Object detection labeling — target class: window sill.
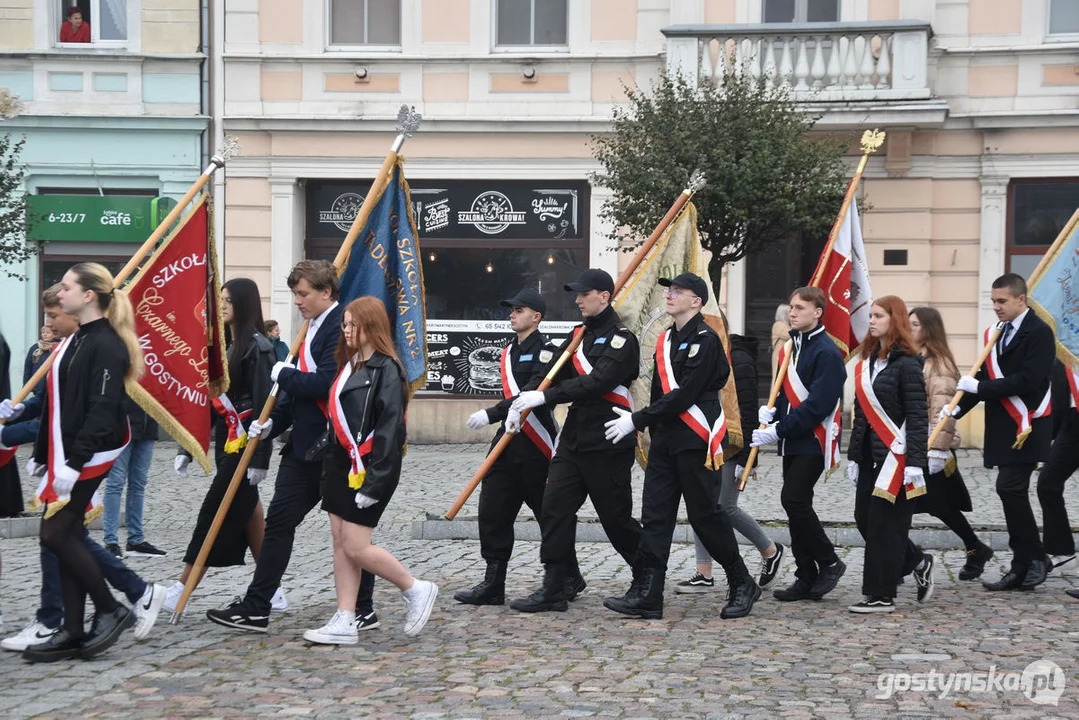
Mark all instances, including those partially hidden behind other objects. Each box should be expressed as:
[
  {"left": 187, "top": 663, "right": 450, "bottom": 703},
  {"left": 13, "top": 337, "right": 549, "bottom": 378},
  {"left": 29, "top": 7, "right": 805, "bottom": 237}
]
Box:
[{"left": 0, "top": 48, "right": 205, "bottom": 60}]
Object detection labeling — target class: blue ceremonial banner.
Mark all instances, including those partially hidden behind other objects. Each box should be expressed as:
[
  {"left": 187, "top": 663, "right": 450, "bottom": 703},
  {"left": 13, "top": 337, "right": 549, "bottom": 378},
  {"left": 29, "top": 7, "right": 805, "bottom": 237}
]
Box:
[
  {"left": 339, "top": 160, "right": 428, "bottom": 393},
  {"left": 1029, "top": 207, "right": 1079, "bottom": 368}
]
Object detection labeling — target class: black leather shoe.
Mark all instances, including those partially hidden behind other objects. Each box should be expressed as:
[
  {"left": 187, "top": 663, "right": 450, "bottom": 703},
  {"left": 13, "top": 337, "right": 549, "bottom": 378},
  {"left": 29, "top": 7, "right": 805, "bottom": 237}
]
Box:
[
  {"left": 1020, "top": 557, "right": 1049, "bottom": 590},
  {"left": 809, "top": 560, "right": 846, "bottom": 599},
  {"left": 79, "top": 606, "right": 136, "bottom": 659},
  {"left": 604, "top": 568, "right": 664, "bottom": 619},
  {"left": 983, "top": 570, "right": 1025, "bottom": 591},
  {"left": 958, "top": 543, "right": 993, "bottom": 581},
  {"left": 1066, "top": 588, "right": 1079, "bottom": 600},
  {"left": 565, "top": 570, "right": 587, "bottom": 601},
  {"left": 509, "top": 565, "right": 568, "bottom": 613},
  {"left": 453, "top": 560, "right": 507, "bottom": 606},
  {"left": 22, "top": 628, "right": 85, "bottom": 663},
  {"left": 773, "top": 578, "right": 818, "bottom": 602},
  {"left": 721, "top": 580, "right": 762, "bottom": 619}
]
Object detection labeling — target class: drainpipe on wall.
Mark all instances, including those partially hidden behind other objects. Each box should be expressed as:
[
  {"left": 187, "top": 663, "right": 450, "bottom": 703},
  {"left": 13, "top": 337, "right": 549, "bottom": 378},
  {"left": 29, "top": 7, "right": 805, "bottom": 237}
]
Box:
[
  {"left": 210, "top": 0, "right": 226, "bottom": 267},
  {"left": 199, "top": 0, "right": 210, "bottom": 182}
]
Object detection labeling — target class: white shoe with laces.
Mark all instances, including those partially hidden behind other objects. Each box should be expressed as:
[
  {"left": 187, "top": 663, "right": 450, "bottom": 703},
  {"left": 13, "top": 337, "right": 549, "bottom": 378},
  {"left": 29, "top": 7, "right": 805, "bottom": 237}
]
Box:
[
  {"left": 163, "top": 581, "right": 187, "bottom": 615},
  {"left": 303, "top": 610, "right": 358, "bottom": 645},
  {"left": 271, "top": 587, "right": 288, "bottom": 613},
  {"left": 402, "top": 579, "right": 438, "bottom": 637},
  {"left": 1, "top": 619, "right": 58, "bottom": 652},
  {"left": 133, "top": 583, "right": 167, "bottom": 640}
]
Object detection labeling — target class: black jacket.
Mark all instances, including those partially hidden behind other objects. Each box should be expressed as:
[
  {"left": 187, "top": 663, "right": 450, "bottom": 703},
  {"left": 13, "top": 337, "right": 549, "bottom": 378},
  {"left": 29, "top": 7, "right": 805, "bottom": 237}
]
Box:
[
  {"left": 774, "top": 324, "right": 846, "bottom": 457},
  {"left": 1051, "top": 360, "right": 1078, "bottom": 439},
  {"left": 633, "top": 312, "right": 728, "bottom": 454},
  {"left": 848, "top": 348, "right": 928, "bottom": 471},
  {"left": 526, "top": 305, "right": 639, "bottom": 453},
  {"left": 125, "top": 398, "right": 159, "bottom": 441},
  {"left": 34, "top": 319, "right": 130, "bottom": 473},
  {"left": 484, "top": 329, "right": 558, "bottom": 462},
  {"left": 327, "top": 352, "right": 407, "bottom": 502},
  {"left": 730, "top": 334, "right": 759, "bottom": 468},
  {"left": 957, "top": 310, "right": 1055, "bottom": 467},
  {"left": 271, "top": 304, "right": 342, "bottom": 460}
]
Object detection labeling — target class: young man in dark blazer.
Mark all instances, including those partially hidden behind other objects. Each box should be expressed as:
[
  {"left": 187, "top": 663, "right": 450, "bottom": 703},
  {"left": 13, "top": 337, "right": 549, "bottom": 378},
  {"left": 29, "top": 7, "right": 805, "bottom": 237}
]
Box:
[
  {"left": 1040, "top": 360, "right": 1077, "bottom": 574},
  {"left": 948, "top": 273, "right": 1055, "bottom": 591}
]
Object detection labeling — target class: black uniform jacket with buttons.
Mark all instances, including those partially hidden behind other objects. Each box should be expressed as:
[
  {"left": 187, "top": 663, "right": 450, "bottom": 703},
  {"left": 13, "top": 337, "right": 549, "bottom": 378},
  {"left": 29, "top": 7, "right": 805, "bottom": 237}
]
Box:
[
  {"left": 483, "top": 329, "right": 559, "bottom": 460},
  {"left": 632, "top": 312, "right": 729, "bottom": 455},
  {"left": 524, "top": 305, "right": 640, "bottom": 453}
]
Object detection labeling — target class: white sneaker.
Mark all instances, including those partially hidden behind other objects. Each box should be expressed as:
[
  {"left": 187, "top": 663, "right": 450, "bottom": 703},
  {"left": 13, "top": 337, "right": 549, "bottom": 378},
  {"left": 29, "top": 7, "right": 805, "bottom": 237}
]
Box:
[
  {"left": 2, "top": 619, "right": 59, "bottom": 651},
  {"left": 163, "top": 581, "right": 186, "bottom": 615},
  {"left": 402, "top": 580, "right": 438, "bottom": 637},
  {"left": 133, "top": 583, "right": 167, "bottom": 640},
  {"left": 271, "top": 587, "right": 288, "bottom": 613},
  {"left": 302, "top": 610, "right": 358, "bottom": 645}
]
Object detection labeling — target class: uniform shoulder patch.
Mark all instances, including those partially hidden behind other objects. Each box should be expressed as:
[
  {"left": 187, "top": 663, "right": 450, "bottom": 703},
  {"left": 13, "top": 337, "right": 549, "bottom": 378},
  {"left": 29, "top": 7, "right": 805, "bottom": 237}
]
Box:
[
  {"left": 698, "top": 328, "right": 709, "bottom": 335},
  {"left": 688, "top": 344, "right": 701, "bottom": 358},
  {"left": 539, "top": 349, "right": 554, "bottom": 363},
  {"left": 610, "top": 334, "right": 627, "bottom": 349}
]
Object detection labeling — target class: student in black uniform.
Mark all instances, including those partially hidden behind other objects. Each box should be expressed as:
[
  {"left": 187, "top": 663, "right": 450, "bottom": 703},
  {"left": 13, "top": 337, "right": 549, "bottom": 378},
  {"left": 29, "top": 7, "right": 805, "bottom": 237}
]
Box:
[
  {"left": 24, "top": 262, "right": 144, "bottom": 662},
  {"left": 509, "top": 269, "right": 641, "bottom": 613},
  {"left": 1039, "top": 359, "right": 1078, "bottom": 574},
  {"left": 602, "top": 273, "right": 761, "bottom": 620}
]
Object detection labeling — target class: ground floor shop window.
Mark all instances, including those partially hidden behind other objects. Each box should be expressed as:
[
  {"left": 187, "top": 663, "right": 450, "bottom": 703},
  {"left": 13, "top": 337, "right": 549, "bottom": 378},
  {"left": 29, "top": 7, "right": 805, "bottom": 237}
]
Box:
[{"left": 1007, "top": 178, "right": 1079, "bottom": 279}]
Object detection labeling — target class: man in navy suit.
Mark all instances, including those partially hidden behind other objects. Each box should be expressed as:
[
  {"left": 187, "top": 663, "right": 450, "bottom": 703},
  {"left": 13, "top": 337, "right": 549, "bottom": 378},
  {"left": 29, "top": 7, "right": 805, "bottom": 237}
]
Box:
[{"left": 207, "top": 260, "right": 379, "bottom": 632}]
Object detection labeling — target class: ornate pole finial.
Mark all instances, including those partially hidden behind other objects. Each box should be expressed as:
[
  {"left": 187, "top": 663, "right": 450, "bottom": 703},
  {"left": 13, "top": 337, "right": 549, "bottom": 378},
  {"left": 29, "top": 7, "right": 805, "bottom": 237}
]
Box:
[
  {"left": 860, "top": 129, "right": 886, "bottom": 155},
  {"left": 686, "top": 169, "right": 707, "bottom": 195},
  {"left": 0, "top": 89, "right": 23, "bottom": 119},
  {"left": 396, "top": 105, "right": 423, "bottom": 138},
  {"left": 210, "top": 136, "right": 242, "bottom": 168}
]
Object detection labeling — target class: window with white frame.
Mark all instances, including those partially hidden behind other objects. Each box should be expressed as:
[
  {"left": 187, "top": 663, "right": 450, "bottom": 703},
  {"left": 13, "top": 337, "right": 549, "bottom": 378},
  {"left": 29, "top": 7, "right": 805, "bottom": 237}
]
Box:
[
  {"left": 762, "top": 0, "right": 839, "bottom": 23},
  {"left": 56, "top": 0, "right": 127, "bottom": 45},
  {"left": 1048, "top": 0, "right": 1079, "bottom": 36},
  {"left": 328, "top": 0, "right": 401, "bottom": 47},
  {"left": 496, "top": 0, "right": 568, "bottom": 47}
]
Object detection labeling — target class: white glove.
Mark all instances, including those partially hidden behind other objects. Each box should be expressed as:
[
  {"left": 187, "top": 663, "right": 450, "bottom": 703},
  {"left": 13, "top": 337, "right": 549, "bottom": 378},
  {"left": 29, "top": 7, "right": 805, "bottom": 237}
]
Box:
[
  {"left": 247, "top": 468, "right": 267, "bottom": 486},
  {"left": 750, "top": 424, "right": 779, "bottom": 448},
  {"left": 270, "top": 361, "right": 292, "bottom": 383},
  {"left": 466, "top": 410, "right": 488, "bottom": 430},
  {"left": 603, "top": 407, "right": 636, "bottom": 443},
  {"left": 26, "top": 458, "right": 46, "bottom": 477},
  {"left": 248, "top": 417, "right": 273, "bottom": 440},
  {"left": 758, "top": 405, "right": 776, "bottom": 426},
  {"left": 174, "top": 455, "right": 191, "bottom": 477},
  {"left": 53, "top": 464, "right": 79, "bottom": 497},
  {"left": 505, "top": 407, "right": 521, "bottom": 434},
  {"left": 938, "top": 405, "right": 959, "bottom": 421},
  {"left": 956, "top": 376, "right": 978, "bottom": 395},
  {"left": 904, "top": 466, "right": 924, "bottom": 487},
  {"left": 511, "top": 390, "right": 546, "bottom": 412},
  {"left": 847, "top": 461, "right": 859, "bottom": 487},
  {"left": 355, "top": 492, "right": 377, "bottom": 509},
  {"left": 735, "top": 464, "right": 744, "bottom": 479},
  {"left": 927, "top": 451, "right": 947, "bottom": 475},
  {"left": 0, "top": 399, "right": 25, "bottom": 421}
]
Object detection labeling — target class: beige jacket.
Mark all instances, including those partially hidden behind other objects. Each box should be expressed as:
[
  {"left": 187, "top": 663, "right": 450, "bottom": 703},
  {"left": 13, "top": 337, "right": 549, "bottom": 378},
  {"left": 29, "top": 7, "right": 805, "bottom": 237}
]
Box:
[
  {"left": 924, "top": 355, "right": 961, "bottom": 451},
  {"left": 770, "top": 321, "right": 790, "bottom": 381}
]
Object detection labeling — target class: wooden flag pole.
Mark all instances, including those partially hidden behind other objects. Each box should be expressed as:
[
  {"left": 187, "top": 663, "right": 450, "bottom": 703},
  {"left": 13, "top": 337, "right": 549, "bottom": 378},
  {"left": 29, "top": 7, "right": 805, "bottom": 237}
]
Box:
[
  {"left": 441, "top": 172, "right": 708, "bottom": 521},
  {"left": 927, "top": 323, "right": 1005, "bottom": 449},
  {"left": 738, "top": 347, "right": 792, "bottom": 491},
  {"left": 171, "top": 106, "right": 423, "bottom": 622}
]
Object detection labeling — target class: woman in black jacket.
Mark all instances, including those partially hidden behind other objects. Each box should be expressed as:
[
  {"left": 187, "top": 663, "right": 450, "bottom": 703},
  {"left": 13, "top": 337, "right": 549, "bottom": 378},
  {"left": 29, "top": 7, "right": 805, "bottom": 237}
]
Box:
[
  {"left": 167, "top": 278, "right": 275, "bottom": 613},
  {"left": 25, "top": 262, "right": 144, "bottom": 662},
  {"left": 302, "top": 297, "right": 438, "bottom": 646},
  {"left": 847, "top": 295, "right": 931, "bottom": 614}
]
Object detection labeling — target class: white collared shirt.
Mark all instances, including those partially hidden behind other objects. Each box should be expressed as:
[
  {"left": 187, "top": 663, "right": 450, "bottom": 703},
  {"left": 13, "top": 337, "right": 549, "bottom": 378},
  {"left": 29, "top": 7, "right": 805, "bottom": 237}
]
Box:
[
  {"left": 307, "top": 300, "right": 339, "bottom": 341},
  {"left": 1002, "top": 308, "right": 1029, "bottom": 348}
]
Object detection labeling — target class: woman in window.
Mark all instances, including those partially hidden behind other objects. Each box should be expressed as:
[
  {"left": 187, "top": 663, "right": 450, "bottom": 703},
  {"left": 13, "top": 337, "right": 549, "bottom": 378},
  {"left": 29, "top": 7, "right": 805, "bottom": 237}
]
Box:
[
  {"left": 60, "top": 7, "right": 91, "bottom": 43},
  {"left": 303, "top": 297, "right": 437, "bottom": 645}
]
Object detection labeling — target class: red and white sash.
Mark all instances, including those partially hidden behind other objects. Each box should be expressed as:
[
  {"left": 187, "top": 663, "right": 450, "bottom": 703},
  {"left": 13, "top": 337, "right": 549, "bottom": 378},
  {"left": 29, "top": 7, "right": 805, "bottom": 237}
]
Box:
[
  {"left": 212, "top": 394, "right": 252, "bottom": 454},
  {"left": 1066, "top": 367, "right": 1079, "bottom": 410},
  {"left": 656, "top": 329, "right": 726, "bottom": 469},
  {"left": 854, "top": 358, "right": 925, "bottom": 503},
  {"left": 984, "top": 326, "right": 1051, "bottom": 449},
  {"left": 328, "top": 360, "right": 376, "bottom": 491},
  {"left": 570, "top": 327, "right": 633, "bottom": 410},
  {"left": 778, "top": 341, "right": 841, "bottom": 471},
  {"left": 36, "top": 335, "right": 131, "bottom": 508},
  {"left": 501, "top": 345, "right": 555, "bottom": 460},
  {"left": 299, "top": 323, "right": 330, "bottom": 419}
]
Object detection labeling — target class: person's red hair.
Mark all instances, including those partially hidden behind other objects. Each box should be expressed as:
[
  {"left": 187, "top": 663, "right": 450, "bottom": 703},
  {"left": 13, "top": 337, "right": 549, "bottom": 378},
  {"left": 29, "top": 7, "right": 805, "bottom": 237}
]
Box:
[
  {"left": 858, "top": 295, "right": 917, "bottom": 359},
  {"left": 335, "top": 296, "right": 402, "bottom": 370}
]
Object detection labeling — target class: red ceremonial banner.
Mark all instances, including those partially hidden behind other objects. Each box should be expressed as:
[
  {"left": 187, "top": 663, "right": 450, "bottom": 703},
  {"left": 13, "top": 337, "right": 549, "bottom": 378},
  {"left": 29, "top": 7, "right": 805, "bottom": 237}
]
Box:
[{"left": 124, "top": 197, "right": 228, "bottom": 472}]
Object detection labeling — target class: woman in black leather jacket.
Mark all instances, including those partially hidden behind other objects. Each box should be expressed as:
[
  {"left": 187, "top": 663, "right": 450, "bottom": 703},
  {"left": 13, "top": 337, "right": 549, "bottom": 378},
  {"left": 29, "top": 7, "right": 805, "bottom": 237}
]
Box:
[
  {"left": 302, "top": 297, "right": 438, "bottom": 646},
  {"left": 847, "top": 295, "right": 931, "bottom": 614},
  {"left": 167, "top": 278, "right": 275, "bottom": 613}
]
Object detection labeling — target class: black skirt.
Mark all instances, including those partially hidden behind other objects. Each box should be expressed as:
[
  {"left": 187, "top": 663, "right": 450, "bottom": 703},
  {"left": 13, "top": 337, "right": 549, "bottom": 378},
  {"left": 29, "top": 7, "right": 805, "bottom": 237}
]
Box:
[
  {"left": 913, "top": 457, "right": 973, "bottom": 515},
  {"left": 0, "top": 460, "right": 23, "bottom": 518},
  {"left": 183, "top": 452, "right": 261, "bottom": 567},
  {"left": 320, "top": 443, "right": 398, "bottom": 527}
]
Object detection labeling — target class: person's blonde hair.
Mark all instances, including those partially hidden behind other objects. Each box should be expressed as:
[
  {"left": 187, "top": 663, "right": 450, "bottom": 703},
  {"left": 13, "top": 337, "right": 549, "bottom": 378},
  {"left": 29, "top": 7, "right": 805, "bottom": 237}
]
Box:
[{"left": 68, "top": 262, "right": 144, "bottom": 381}]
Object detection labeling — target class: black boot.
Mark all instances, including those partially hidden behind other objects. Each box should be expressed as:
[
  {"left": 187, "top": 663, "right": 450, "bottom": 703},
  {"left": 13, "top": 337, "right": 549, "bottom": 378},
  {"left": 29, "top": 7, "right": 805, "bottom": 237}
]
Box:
[
  {"left": 721, "top": 579, "right": 762, "bottom": 619},
  {"left": 603, "top": 568, "right": 664, "bottom": 619},
  {"left": 565, "top": 568, "right": 587, "bottom": 601},
  {"left": 958, "top": 543, "right": 993, "bottom": 581},
  {"left": 1020, "top": 556, "right": 1049, "bottom": 590},
  {"left": 79, "top": 606, "right": 135, "bottom": 659},
  {"left": 22, "top": 628, "right": 85, "bottom": 663},
  {"left": 509, "top": 565, "right": 568, "bottom": 613},
  {"left": 453, "top": 560, "right": 507, "bottom": 606}
]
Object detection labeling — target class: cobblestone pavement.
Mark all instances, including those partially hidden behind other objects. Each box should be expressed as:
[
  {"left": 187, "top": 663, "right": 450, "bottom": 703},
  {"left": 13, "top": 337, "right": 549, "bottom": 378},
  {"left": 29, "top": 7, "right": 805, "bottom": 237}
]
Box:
[{"left": 1, "top": 445, "right": 1077, "bottom": 719}]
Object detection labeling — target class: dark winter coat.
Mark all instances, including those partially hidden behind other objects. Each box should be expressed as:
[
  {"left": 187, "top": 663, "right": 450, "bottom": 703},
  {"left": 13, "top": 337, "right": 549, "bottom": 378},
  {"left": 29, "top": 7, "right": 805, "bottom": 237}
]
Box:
[{"left": 848, "top": 348, "right": 928, "bottom": 470}]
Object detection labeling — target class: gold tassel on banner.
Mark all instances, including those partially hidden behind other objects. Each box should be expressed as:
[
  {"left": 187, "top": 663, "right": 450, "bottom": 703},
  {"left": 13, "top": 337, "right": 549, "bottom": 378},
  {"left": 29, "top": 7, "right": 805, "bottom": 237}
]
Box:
[
  {"left": 1012, "top": 427, "right": 1032, "bottom": 451},
  {"left": 222, "top": 435, "right": 248, "bottom": 455},
  {"left": 944, "top": 453, "right": 957, "bottom": 477}
]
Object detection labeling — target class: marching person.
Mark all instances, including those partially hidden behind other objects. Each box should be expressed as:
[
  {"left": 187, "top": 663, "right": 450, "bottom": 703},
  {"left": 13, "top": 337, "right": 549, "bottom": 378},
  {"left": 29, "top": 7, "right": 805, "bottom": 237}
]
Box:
[
  {"left": 23, "top": 263, "right": 146, "bottom": 661},
  {"left": 909, "top": 306, "right": 993, "bottom": 579},
  {"left": 101, "top": 399, "right": 163, "bottom": 559},
  {"left": 303, "top": 297, "right": 438, "bottom": 644},
  {"left": 167, "top": 278, "right": 276, "bottom": 613},
  {"left": 603, "top": 273, "right": 760, "bottom": 620},
  {"left": 508, "top": 269, "right": 640, "bottom": 613},
  {"left": 946, "top": 273, "right": 1055, "bottom": 591},
  {"left": 847, "top": 296, "right": 932, "bottom": 613},
  {"left": 751, "top": 287, "right": 846, "bottom": 602},
  {"left": 207, "top": 260, "right": 379, "bottom": 632},
  {"left": 1037, "top": 359, "right": 1077, "bottom": 574},
  {"left": 456, "top": 288, "right": 570, "bottom": 606}
]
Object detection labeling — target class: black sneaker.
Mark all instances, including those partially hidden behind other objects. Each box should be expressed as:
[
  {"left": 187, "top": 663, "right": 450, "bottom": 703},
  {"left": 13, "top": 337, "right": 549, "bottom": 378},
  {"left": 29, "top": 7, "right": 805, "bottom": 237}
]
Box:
[
  {"left": 959, "top": 543, "right": 993, "bottom": 581},
  {"left": 356, "top": 611, "right": 380, "bottom": 631},
  {"left": 848, "top": 596, "right": 896, "bottom": 613},
  {"left": 773, "top": 578, "right": 817, "bottom": 602},
  {"left": 758, "top": 543, "right": 785, "bottom": 590},
  {"left": 808, "top": 559, "right": 846, "bottom": 599},
  {"left": 105, "top": 544, "right": 123, "bottom": 559},
  {"left": 205, "top": 597, "right": 269, "bottom": 633},
  {"left": 913, "top": 553, "right": 934, "bottom": 603},
  {"left": 125, "top": 541, "right": 167, "bottom": 558},
  {"left": 673, "top": 573, "right": 715, "bottom": 594}
]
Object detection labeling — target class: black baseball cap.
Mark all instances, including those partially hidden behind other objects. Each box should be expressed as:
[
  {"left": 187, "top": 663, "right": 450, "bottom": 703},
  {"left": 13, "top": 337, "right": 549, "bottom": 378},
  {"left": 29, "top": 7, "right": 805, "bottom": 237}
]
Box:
[
  {"left": 659, "top": 272, "right": 709, "bottom": 303},
  {"left": 500, "top": 288, "right": 547, "bottom": 315},
  {"left": 564, "top": 268, "right": 615, "bottom": 294}
]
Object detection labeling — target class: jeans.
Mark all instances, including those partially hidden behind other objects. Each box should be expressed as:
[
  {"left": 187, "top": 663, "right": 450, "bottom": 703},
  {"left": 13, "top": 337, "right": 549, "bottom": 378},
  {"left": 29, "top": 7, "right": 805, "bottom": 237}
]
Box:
[{"left": 102, "top": 439, "right": 156, "bottom": 546}]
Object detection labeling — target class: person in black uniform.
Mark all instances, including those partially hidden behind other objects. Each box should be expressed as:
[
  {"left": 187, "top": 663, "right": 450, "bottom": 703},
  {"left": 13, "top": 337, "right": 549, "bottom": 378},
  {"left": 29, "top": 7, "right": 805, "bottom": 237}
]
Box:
[
  {"left": 602, "top": 273, "right": 761, "bottom": 620},
  {"left": 456, "top": 288, "right": 567, "bottom": 606},
  {"left": 508, "top": 269, "right": 641, "bottom": 613},
  {"left": 206, "top": 260, "right": 378, "bottom": 632},
  {"left": 1038, "top": 359, "right": 1078, "bottom": 573},
  {"left": 946, "top": 273, "right": 1055, "bottom": 591}
]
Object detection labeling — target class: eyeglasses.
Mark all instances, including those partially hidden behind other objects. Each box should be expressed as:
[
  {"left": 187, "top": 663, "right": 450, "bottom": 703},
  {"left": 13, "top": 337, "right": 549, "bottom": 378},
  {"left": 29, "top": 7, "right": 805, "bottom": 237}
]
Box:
[
  {"left": 340, "top": 321, "right": 357, "bottom": 331},
  {"left": 663, "top": 288, "right": 689, "bottom": 298}
]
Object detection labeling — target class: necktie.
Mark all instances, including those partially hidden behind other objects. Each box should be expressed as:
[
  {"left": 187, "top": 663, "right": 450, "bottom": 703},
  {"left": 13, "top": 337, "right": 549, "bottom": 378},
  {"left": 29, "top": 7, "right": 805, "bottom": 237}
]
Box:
[{"left": 1000, "top": 323, "right": 1012, "bottom": 349}]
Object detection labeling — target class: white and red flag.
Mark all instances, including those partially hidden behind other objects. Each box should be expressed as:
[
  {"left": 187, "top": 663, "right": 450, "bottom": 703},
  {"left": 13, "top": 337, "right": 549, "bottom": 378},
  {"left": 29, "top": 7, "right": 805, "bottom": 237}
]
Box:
[{"left": 809, "top": 196, "right": 872, "bottom": 360}]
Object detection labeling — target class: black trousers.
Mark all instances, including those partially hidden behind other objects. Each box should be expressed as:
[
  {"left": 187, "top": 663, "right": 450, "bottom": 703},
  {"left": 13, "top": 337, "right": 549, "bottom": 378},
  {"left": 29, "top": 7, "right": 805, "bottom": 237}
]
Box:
[
  {"left": 478, "top": 445, "right": 548, "bottom": 563},
  {"left": 637, "top": 445, "right": 750, "bottom": 584},
  {"left": 854, "top": 462, "right": 922, "bottom": 598},
  {"left": 1037, "top": 428, "right": 1078, "bottom": 556},
  {"left": 781, "top": 454, "right": 839, "bottom": 583},
  {"left": 918, "top": 470, "right": 980, "bottom": 550},
  {"left": 539, "top": 447, "right": 641, "bottom": 568},
  {"left": 245, "top": 454, "right": 375, "bottom": 614},
  {"left": 996, "top": 463, "right": 1045, "bottom": 570}
]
